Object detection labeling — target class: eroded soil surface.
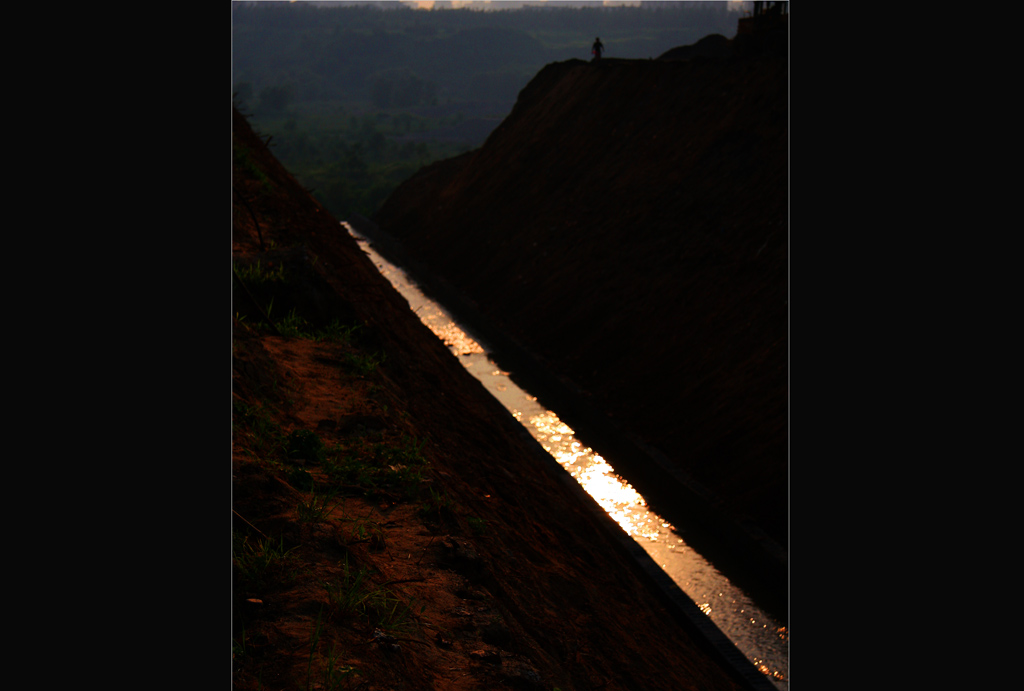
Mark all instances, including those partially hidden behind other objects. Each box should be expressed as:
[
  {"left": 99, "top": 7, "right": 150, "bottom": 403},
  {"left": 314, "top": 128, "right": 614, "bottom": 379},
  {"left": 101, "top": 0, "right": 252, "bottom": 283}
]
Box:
[{"left": 232, "top": 107, "right": 748, "bottom": 691}]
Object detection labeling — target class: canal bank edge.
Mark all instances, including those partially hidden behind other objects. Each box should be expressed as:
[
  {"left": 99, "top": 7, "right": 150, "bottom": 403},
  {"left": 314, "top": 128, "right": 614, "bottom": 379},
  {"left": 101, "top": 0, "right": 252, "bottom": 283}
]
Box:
[
  {"left": 348, "top": 214, "right": 782, "bottom": 691},
  {"left": 348, "top": 213, "right": 788, "bottom": 624},
  {"left": 372, "top": 54, "right": 788, "bottom": 559},
  {"left": 234, "top": 104, "right": 778, "bottom": 691}
]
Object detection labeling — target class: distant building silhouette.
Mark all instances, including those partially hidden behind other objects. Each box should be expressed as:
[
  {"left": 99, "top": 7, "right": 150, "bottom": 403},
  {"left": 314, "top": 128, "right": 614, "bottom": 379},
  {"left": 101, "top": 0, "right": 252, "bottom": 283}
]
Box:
[{"left": 738, "top": 2, "right": 789, "bottom": 37}]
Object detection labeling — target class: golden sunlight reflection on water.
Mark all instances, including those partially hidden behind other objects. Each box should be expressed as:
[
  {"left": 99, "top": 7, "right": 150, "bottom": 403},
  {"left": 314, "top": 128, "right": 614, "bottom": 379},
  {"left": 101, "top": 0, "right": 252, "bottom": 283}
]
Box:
[
  {"left": 527, "top": 410, "right": 664, "bottom": 540},
  {"left": 416, "top": 306, "right": 485, "bottom": 355},
  {"left": 347, "top": 226, "right": 787, "bottom": 690}
]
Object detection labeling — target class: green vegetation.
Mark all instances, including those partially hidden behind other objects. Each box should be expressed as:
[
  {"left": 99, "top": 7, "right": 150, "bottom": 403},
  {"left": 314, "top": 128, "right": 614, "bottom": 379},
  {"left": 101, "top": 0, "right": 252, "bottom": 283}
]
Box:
[
  {"left": 232, "top": 2, "right": 739, "bottom": 220},
  {"left": 306, "top": 606, "right": 326, "bottom": 690},
  {"left": 233, "top": 142, "right": 273, "bottom": 194},
  {"left": 266, "top": 308, "right": 364, "bottom": 344},
  {"left": 288, "top": 467, "right": 316, "bottom": 492},
  {"left": 232, "top": 258, "right": 365, "bottom": 345},
  {"left": 325, "top": 555, "right": 416, "bottom": 633},
  {"left": 234, "top": 259, "right": 287, "bottom": 289},
  {"left": 418, "top": 486, "right": 456, "bottom": 524},
  {"left": 467, "top": 517, "right": 489, "bottom": 535},
  {"left": 325, "top": 556, "right": 375, "bottom": 619},
  {"left": 317, "top": 641, "right": 358, "bottom": 691},
  {"left": 323, "top": 432, "right": 430, "bottom": 502},
  {"left": 250, "top": 109, "right": 470, "bottom": 221},
  {"left": 233, "top": 534, "right": 299, "bottom": 590},
  {"left": 232, "top": 622, "right": 248, "bottom": 662},
  {"left": 297, "top": 483, "right": 343, "bottom": 525},
  {"left": 233, "top": 400, "right": 286, "bottom": 460},
  {"left": 233, "top": 61, "right": 507, "bottom": 686},
  {"left": 349, "top": 516, "right": 387, "bottom": 552},
  {"left": 287, "top": 428, "right": 328, "bottom": 464},
  {"left": 313, "top": 320, "right": 362, "bottom": 344},
  {"left": 342, "top": 350, "right": 386, "bottom": 376}
]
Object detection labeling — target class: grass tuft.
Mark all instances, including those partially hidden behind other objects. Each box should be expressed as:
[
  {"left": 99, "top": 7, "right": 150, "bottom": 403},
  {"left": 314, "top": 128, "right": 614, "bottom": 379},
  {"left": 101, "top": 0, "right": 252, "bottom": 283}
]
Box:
[
  {"left": 234, "top": 533, "right": 298, "bottom": 589},
  {"left": 234, "top": 259, "right": 287, "bottom": 287},
  {"left": 418, "top": 486, "right": 456, "bottom": 524},
  {"left": 467, "top": 517, "right": 489, "bottom": 535},
  {"left": 233, "top": 400, "right": 285, "bottom": 460},
  {"left": 297, "top": 483, "right": 343, "bottom": 524},
  {"left": 287, "top": 428, "right": 327, "bottom": 464},
  {"left": 343, "top": 350, "right": 386, "bottom": 376},
  {"left": 324, "top": 555, "right": 415, "bottom": 633}
]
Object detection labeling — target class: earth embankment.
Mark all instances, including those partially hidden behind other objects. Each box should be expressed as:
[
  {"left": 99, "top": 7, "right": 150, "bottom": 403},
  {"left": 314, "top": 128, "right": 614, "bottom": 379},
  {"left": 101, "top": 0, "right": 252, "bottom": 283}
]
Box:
[
  {"left": 373, "top": 49, "right": 788, "bottom": 576},
  {"left": 233, "top": 105, "right": 765, "bottom": 691}
]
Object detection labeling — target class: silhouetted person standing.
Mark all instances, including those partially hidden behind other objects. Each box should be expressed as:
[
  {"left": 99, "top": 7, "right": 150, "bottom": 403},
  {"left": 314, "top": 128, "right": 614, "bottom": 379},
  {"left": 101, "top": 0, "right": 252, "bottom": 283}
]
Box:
[{"left": 592, "top": 37, "right": 604, "bottom": 61}]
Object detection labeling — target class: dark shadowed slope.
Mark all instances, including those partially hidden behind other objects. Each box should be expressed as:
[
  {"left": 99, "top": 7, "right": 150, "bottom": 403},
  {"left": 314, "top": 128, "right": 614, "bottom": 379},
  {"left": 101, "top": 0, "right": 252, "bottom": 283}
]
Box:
[{"left": 373, "top": 47, "right": 788, "bottom": 577}]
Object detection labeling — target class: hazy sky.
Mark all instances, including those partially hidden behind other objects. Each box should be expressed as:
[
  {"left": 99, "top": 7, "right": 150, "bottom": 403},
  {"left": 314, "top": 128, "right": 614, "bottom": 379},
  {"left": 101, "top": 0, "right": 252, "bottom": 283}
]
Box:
[
  {"left": 404, "top": 1, "right": 751, "bottom": 8},
  {"left": 262, "top": 1, "right": 752, "bottom": 11}
]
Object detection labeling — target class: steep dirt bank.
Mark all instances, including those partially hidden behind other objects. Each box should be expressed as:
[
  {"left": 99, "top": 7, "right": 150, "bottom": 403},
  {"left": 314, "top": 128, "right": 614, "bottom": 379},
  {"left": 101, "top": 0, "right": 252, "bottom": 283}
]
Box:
[
  {"left": 232, "top": 107, "right": 780, "bottom": 690},
  {"left": 373, "top": 48, "right": 788, "bottom": 563}
]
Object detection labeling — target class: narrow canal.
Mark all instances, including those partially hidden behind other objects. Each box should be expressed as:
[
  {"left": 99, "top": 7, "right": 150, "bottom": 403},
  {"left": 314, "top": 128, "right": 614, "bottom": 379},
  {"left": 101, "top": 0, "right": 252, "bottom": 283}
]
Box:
[{"left": 346, "top": 223, "right": 788, "bottom": 689}]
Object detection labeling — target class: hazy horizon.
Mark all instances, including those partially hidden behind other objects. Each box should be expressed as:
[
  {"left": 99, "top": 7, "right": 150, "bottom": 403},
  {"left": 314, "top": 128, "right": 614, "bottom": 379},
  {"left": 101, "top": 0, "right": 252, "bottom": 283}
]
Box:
[
  {"left": 232, "top": 0, "right": 755, "bottom": 220},
  {"left": 243, "top": 1, "right": 753, "bottom": 12}
]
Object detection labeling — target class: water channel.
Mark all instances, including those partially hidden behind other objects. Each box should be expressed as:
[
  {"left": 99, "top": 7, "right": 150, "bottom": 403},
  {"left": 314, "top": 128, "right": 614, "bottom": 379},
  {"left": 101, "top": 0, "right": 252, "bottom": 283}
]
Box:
[{"left": 345, "top": 223, "right": 788, "bottom": 689}]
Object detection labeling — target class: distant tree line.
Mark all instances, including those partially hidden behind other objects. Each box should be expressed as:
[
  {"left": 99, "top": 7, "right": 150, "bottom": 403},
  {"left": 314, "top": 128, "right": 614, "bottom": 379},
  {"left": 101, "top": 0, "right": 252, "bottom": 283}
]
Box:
[
  {"left": 232, "top": 1, "right": 736, "bottom": 110},
  {"left": 241, "top": 107, "right": 471, "bottom": 221},
  {"left": 231, "top": 1, "right": 738, "bottom": 221}
]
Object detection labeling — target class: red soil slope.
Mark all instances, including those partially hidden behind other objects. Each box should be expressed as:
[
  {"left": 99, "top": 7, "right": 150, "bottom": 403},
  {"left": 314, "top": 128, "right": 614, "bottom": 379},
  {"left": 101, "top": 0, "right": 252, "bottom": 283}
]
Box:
[{"left": 233, "top": 106, "right": 764, "bottom": 691}]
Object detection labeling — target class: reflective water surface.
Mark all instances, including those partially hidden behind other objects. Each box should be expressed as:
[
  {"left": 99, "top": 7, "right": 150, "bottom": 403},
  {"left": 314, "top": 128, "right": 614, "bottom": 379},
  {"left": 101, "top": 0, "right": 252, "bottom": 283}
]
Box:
[{"left": 347, "top": 225, "right": 788, "bottom": 689}]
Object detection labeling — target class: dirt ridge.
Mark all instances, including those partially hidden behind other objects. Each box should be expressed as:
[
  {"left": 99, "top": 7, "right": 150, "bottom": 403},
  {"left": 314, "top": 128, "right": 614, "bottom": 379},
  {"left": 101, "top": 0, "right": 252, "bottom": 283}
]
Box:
[
  {"left": 233, "top": 105, "right": 782, "bottom": 690},
  {"left": 373, "top": 48, "right": 788, "bottom": 581}
]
